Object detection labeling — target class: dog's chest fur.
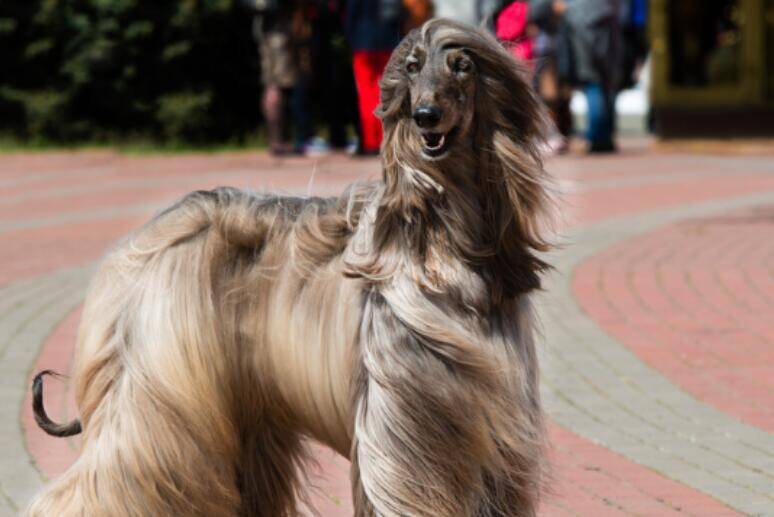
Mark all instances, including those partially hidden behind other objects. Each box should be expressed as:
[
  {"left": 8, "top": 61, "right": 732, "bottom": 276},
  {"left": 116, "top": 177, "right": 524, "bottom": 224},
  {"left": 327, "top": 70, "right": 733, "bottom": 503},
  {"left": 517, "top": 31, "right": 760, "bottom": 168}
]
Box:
[{"left": 256, "top": 184, "right": 500, "bottom": 452}]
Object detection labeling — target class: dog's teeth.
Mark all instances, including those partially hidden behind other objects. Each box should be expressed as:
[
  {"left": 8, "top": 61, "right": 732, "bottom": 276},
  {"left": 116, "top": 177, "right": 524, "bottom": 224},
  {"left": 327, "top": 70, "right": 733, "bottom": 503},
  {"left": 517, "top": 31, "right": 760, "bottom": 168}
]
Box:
[{"left": 426, "top": 135, "right": 445, "bottom": 151}]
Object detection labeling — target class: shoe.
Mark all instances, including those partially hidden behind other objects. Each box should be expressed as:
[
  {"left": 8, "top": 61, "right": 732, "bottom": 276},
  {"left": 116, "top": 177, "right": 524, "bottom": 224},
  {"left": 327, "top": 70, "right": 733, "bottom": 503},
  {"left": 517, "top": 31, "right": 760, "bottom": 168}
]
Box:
[{"left": 588, "top": 140, "right": 617, "bottom": 154}]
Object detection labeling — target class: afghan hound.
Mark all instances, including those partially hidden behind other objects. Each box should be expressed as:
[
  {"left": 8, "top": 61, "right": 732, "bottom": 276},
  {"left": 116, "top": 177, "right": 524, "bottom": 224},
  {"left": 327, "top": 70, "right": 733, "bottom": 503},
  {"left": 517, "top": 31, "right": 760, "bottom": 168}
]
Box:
[{"left": 29, "top": 19, "right": 553, "bottom": 517}]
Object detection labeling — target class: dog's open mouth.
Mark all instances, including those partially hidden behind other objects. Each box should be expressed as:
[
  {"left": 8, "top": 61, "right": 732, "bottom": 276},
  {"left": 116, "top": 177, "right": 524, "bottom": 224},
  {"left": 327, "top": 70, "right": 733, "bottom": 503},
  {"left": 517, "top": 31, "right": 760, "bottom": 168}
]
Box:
[{"left": 421, "top": 128, "right": 457, "bottom": 158}]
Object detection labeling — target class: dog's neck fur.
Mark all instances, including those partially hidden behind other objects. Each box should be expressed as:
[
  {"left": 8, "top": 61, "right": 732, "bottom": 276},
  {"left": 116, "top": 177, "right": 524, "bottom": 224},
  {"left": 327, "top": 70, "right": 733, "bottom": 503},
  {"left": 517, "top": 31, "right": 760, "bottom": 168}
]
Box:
[
  {"left": 346, "top": 135, "right": 539, "bottom": 308},
  {"left": 349, "top": 150, "right": 476, "bottom": 268}
]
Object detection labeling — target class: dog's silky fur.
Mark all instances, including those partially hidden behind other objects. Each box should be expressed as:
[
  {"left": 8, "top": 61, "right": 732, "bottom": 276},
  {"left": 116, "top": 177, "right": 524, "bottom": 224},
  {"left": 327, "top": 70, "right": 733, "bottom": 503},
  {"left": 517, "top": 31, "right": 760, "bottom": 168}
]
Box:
[{"left": 28, "top": 19, "right": 553, "bottom": 517}]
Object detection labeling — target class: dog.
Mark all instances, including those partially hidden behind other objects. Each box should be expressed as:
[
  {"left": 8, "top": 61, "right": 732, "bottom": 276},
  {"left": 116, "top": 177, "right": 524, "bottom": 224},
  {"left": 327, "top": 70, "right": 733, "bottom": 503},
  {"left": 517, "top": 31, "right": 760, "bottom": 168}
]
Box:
[{"left": 29, "top": 19, "right": 553, "bottom": 517}]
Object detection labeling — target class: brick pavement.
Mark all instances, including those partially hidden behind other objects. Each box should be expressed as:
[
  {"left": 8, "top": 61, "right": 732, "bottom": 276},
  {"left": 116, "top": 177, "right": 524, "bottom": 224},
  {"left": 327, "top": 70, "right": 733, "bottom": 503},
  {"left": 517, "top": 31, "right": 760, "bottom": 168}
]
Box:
[
  {"left": 1, "top": 141, "right": 772, "bottom": 515},
  {"left": 574, "top": 206, "right": 774, "bottom": 432}
]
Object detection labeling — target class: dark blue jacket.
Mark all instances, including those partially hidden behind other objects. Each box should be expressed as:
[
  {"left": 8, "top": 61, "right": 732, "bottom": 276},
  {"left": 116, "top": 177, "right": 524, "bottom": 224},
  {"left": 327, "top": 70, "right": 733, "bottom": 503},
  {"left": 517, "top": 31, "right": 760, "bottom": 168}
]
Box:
[{"left": 345, "top": 0, "right": 402, "bottom": 51}]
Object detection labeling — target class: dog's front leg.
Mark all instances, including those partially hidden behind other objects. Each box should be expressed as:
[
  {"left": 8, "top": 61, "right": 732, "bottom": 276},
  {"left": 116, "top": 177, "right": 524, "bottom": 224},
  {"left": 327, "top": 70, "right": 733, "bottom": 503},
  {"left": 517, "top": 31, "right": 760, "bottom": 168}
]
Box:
[{"left": 350, "top": 291, "right": 498, "bottom": 517}]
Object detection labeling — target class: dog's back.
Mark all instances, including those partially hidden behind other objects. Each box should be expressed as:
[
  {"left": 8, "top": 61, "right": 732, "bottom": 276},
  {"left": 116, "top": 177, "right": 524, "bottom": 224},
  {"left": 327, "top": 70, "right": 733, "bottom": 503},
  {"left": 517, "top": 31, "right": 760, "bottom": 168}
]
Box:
[{"left": 28, "top": 186, "right": 372, "bottom": 516}]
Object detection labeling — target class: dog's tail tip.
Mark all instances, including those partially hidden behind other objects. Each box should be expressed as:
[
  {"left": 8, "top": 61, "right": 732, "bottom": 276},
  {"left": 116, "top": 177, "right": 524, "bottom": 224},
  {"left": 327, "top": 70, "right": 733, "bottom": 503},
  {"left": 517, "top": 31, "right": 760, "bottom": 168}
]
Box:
[{"left": 32, "top": 370, "right": 82, "bottom": 438}]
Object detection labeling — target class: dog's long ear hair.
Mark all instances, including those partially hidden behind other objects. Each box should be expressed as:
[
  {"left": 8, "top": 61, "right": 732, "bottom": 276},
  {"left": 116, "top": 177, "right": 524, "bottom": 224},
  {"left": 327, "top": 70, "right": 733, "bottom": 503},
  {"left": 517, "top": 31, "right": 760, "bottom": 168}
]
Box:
[
  {"left": 471, "top": 23, "right": 554, "bottom": 299},
  {"left": 379, "top": 20, "right": 555, "bottom": 300}
]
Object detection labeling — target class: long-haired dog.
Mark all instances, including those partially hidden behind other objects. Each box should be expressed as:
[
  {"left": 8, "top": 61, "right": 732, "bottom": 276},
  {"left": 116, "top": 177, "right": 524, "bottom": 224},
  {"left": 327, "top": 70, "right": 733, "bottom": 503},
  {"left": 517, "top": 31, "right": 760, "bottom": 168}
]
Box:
[{"left": 29, "top": 19, "right": 553, "bottom": 517}]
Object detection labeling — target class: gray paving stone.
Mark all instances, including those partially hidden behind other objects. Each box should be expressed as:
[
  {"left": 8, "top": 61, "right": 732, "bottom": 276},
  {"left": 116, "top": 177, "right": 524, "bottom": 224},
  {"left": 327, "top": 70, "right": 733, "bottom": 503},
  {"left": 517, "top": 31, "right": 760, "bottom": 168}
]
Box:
[
  {"left": 0, "top": 266, "right": 92, "bottom": 510},
  {"left": 2, "top": 180, "right": 774, "bottom": 513},
  {"left": 538, "top": 190, "right": 774, "bottom": 514},
  {"left": 0, "top": 166, "right": 110, "bottom": 190}
]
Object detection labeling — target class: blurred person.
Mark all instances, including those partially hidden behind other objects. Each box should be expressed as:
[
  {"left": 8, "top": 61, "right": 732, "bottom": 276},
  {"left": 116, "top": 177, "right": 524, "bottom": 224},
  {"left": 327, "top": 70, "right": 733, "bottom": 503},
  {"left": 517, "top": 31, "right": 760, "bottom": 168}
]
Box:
[
  {"left": 529, "top": 0, "right": 574, "bottom": 154},
  {"left": 620, "top": 0, "right": 648, "bottom": 90},
  {"left": 242, "top": 0, "right": 299, "bottom": 155},
  {"left": 536, "top": 0, "right": 622, "bottom": 153},
  {"left": 346, "top": 0, "right": 402, "bottom": 155},
  {"left": 568, "top": 0, "right": 622, "bottom": 153},
  {"left": 290, "top": 1, "right": 316, "bottom": 154},
  {"left": 312, "top": 0, "right": 360, "bottom": 152},
  {"left": 494, "top": 1, "right": 534, "bottom": 64}
]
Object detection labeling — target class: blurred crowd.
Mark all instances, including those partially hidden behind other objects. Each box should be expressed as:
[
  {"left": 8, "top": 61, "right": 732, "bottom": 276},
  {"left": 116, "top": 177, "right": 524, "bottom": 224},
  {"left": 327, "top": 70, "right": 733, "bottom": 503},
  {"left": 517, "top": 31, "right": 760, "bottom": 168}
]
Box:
[{"left": 241, "top": 0, "right": 648, "bottom": 156}]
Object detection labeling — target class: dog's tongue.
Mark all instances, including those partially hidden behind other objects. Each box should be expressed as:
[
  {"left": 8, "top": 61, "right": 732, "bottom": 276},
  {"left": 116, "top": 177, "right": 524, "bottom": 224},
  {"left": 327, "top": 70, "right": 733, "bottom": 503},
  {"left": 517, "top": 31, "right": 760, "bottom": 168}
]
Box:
[{"left": 424, "top": 133, "right": 445, "bottom": 150}]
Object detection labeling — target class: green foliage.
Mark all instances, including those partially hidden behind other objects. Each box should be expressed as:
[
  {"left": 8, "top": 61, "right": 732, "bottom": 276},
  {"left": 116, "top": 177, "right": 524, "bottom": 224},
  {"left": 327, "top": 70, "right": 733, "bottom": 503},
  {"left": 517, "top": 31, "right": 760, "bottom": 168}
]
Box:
[
  {"left": 0, "top": 0, "right": 261, "bottom": 144},
  {"left": 156, "top": 91, "right": 212, "bottom": 140}
]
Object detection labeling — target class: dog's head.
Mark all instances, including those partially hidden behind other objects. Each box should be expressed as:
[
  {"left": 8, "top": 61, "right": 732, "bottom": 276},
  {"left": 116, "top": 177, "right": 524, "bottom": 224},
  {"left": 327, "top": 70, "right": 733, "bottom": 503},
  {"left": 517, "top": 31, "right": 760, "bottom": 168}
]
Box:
[
  {"left": 396, "top": 34, "right": 477, "bottom": 161},
  {"left": 377, "top": 19, "right": 553, "bottom": 298},
  {"left": 379, "top": 19, "right": 545, "bottom": 164}
]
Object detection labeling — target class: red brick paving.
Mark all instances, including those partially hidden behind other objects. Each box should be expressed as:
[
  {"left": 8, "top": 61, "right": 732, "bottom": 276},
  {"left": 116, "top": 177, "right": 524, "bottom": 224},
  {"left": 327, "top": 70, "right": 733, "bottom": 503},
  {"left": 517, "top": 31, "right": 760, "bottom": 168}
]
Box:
[
  {"left": 567, "top": 173, "right": 774, "bottom": 224},
  {"left": 0, "top": 151, "right": 115, "bottom": 176},
  {"left": 26, "top": 310, "right": 737, "bottom": 516},
  {"left": 0, "top": 218, "right": 142, "bottom": 285},
  {"left": 6, "top": 142, "right": 769, "bottom": 515},
  {"left": 574, "top": 205, "right": 774, "bottom": 432},
  {"left": 541, "top": 425, "right": 737, "bottom": 516},
  {"left": 22, "top": 309, "right": 81, "bottom": 479}
]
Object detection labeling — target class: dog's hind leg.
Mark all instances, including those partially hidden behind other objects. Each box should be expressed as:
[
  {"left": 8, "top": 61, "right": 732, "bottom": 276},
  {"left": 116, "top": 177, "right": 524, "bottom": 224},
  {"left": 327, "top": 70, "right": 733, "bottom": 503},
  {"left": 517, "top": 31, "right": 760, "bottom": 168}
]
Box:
[
  {"left": 27, "top": 225, "right": 249, "bottom": 515},
  {"left": 27, "top": 191, "right": 280, "bottom": 516}
]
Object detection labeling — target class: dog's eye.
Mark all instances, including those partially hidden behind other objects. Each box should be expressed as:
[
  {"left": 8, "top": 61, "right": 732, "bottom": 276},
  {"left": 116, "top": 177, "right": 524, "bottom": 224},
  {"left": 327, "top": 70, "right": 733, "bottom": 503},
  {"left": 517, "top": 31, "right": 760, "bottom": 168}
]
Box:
[
  {"left": 453, "top": 58, "right": 471, "bottom": 74},
  {"left": 406, "top": 60, "right": 420, "bottom": 75}
]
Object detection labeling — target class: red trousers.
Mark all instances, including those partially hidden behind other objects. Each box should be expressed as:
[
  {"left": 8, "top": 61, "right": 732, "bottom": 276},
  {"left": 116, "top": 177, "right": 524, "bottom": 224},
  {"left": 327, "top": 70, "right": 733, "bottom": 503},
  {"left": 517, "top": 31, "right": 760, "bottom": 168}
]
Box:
[{"left": 352, "top": 50, "right": 391, "bottom": 152}]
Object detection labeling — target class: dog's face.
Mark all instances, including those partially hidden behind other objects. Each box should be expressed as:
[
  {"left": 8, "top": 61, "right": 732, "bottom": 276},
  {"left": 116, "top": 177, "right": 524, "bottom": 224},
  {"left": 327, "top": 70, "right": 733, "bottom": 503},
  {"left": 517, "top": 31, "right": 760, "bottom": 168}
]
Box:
[{"left": 403, "top": 43, "right": 477, "bottom": 161}]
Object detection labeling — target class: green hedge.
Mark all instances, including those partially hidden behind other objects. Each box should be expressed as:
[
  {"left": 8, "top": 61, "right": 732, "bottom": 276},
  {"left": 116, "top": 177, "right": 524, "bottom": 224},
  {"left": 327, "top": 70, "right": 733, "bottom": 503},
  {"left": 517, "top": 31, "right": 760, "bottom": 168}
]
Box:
[{"left": 0, "top": 0, "right": 261, "bottom": 144}]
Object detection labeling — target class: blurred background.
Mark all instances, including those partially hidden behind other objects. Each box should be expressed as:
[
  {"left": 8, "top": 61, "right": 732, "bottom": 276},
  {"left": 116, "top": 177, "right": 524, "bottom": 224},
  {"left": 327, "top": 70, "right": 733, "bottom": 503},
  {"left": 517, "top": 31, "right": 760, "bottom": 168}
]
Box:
[
  {"left": 1, "top": 1, "right": 773, "bottom": 516},
  {"left": 1, "top": 0, "right": 770, "bottom": 152}
]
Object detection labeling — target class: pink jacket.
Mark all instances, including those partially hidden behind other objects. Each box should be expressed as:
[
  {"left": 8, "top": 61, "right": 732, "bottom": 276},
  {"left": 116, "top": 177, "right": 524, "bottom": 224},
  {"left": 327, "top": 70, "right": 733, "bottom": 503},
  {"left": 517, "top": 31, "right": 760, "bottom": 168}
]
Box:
[{"left": 495, "top": 1, "right": 533, "bottom": 63}]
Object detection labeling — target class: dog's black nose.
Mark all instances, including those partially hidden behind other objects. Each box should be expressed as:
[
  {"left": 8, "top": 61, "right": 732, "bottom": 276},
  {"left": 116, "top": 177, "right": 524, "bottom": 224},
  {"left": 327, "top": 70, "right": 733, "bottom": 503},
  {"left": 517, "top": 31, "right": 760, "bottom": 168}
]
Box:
[{"left": 413, "top": 106, "right": 442, "bottom": 128}]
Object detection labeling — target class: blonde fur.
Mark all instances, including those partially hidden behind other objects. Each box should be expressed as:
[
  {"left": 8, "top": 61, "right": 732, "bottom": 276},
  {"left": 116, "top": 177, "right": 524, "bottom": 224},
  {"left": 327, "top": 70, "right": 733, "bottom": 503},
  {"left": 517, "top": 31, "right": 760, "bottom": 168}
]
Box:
[{"left": 29, "top": 19, "right": 552, "bottom": 517}]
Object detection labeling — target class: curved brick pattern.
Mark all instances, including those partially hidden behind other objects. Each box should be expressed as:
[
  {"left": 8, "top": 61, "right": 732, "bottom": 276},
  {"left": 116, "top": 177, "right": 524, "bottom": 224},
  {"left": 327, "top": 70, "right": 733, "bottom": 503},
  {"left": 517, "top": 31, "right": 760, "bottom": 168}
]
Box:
[
  {"left": 22, "top": 308, "right": 82, "bottom": 479},
  {"left": 574, "top": 206, "right": 774, "bottom": 432},
  {"left": 28, "top": 310, "right": 734, "bottom": 517},
  {"left": 28, "top": 311, "right": 738, "bottom": 517},
  {"left": 565, "top": 174, "right": 774, "bottom": 225},
  {"left": 2, "top": 145, "right": 774, "bottom": 515},
  {"left": 0, "top": 152, "right": 379, "bottom": 515},
  {"left": 541, "top": 424, "right": 737, "bottom": 516},
  {"left": 0, "top": 267, "right": 92, "bottom": 515},
  {"left": 538, "top": 191, "right": 774, "bottom": 515}
]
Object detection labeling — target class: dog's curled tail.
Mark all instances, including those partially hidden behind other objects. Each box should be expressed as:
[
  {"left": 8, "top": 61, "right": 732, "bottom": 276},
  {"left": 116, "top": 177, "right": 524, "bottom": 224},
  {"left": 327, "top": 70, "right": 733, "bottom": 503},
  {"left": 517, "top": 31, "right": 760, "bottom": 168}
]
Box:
[{"left": 31, "top": 370, "right": 82, "bottom": 437}]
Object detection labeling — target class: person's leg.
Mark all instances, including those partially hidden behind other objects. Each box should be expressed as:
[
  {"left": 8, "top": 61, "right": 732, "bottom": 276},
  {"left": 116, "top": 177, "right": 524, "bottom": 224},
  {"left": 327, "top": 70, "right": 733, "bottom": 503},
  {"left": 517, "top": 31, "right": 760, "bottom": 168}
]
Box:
[
  {"left": 584, "top": 82, "right": 602, "bottom": 143},
  {"left": 584, "top": 82, "right": 615, "bottom": 152},
  {"left": 317, "top": 16, "right": 349, "bottom": 150},
  {"left": 607, "top": 88, "right": 618, "bottom": 140},
  {"left": 326, "top": 76, "right": 349, "bottom": 150},
  {"left": 322, "top": 55, "right": 349, "bottom": 149},
  {"left": 353, "top": 51, "right": 380, "bottom": 153},
  {"left": 557, "top": 83, "right": 574, "bottom": 140},
  {"left": 352, "top": 50, "right": 391, "bottom": 153},
  {"left": 262, "top": 85, "right": 286, "bottom": 154},
  {"left": 291, "top": 78, "right": 312, "bottom": 154}
]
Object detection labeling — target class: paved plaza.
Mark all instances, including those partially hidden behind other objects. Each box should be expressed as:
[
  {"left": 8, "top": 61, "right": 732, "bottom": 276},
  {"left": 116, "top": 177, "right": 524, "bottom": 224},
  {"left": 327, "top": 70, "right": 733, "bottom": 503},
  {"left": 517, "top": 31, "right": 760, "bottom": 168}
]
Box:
[{"left": 1, "top": 140, "right": 772, "bottom": 515}]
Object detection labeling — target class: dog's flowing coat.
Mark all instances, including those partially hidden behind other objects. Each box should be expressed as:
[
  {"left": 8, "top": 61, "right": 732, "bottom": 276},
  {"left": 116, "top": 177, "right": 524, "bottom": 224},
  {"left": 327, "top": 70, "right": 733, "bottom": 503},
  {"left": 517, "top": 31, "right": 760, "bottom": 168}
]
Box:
[{"left": 28, "top": 20, "right": 552, "bottom": 517}]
